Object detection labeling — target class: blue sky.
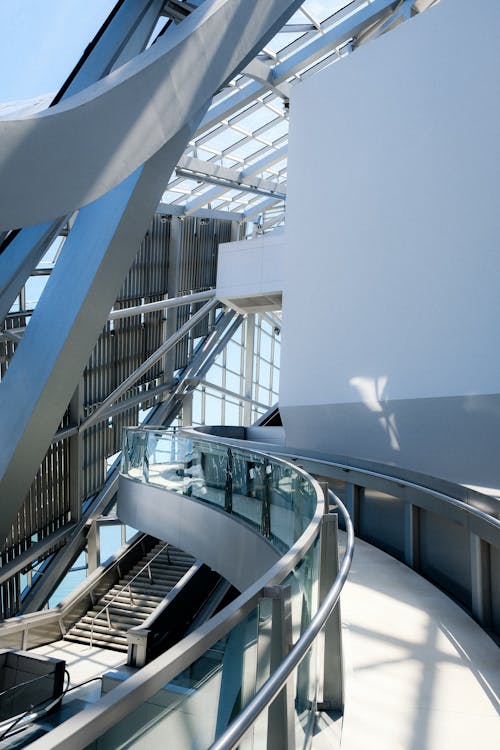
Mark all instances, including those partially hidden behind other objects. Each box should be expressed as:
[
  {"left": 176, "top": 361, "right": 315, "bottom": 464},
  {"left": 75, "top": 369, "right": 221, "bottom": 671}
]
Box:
[
  {"left": 0, "top": 1, "right": 345, "bottom": 103},
  {"left": 0, "top": 1, "right": 115, "bottom": 102}
]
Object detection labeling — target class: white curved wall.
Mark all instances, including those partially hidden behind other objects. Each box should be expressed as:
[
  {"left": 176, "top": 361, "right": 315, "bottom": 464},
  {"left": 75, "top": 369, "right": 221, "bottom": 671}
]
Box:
[
  {"left": 118, "top": 476, "right": 280, "bottom": 591},
  {"left": 281, "top": 0, "right": 500, "bottom": 490}
]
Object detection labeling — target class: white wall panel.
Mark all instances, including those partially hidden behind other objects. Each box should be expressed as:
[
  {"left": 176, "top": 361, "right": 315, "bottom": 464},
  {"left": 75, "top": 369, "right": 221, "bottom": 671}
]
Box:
[{"left": 280, "top": 0, "right": 500, "bottom": 488}]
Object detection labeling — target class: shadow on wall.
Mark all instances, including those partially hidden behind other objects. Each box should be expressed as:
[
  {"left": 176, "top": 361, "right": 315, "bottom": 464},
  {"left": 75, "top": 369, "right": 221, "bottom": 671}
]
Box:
[
  {"left": 282, "top": 374, "right": 500, "bottom": 491},
  {"left": 349, "top": 375, "right": 401, "bottom": 453}
]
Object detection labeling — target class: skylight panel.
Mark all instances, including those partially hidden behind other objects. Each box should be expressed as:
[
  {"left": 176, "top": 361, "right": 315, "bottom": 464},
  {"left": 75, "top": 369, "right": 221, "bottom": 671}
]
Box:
[
  {"left": 202, "top": 128, "right": 243, "bottom": 152},
  {"left": 237, "top": 108, "right": 281, "bottom": 133}
]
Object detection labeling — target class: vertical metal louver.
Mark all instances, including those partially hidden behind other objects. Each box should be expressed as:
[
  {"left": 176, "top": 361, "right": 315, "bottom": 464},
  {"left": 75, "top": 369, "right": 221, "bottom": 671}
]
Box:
[{"left": 0, "top": 214, "right": 238, "bottom": 616}]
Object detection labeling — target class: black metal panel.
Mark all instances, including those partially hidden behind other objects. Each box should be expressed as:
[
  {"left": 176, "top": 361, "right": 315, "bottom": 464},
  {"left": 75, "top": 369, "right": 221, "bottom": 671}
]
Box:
[
  {"left": 488, "top": 544, "right": 500, "bottom": 635},
  {"left": 359, "top": 489, "right": 406, "bottom": 562},
  {"left": 419, "top": 508, "right": 471, "bottom": 609}
]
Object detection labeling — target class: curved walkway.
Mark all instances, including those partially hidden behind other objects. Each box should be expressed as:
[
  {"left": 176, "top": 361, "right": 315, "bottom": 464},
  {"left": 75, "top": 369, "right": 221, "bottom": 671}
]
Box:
[{"left": 334, "top": 536, "right": 499, "bottom": 750}]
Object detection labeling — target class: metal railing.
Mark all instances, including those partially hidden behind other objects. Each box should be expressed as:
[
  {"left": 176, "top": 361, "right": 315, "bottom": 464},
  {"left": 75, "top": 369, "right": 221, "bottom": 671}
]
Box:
[
  {"left": 26, "top": 434, "right": 333, "bottom": 749},
  {"left": 89, "top": 543, "right": 170, "bottom": 647},
  {"left": 187, "top": 427, "right": 500, "bottom": 635},
  {"left": 209, "top": 488, "right": 354, "bottom": 750},
  {"left": 0, "top": 533, "right": 152, "bottom": 651}
]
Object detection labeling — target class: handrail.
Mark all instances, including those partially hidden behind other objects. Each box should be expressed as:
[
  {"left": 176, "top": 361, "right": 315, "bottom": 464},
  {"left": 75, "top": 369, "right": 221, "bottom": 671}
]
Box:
[
  {"left": 209, "top": 490, "right": 354, "bottom": 750},
  {"left": 184, "top": 428, "right": 500, "bottom": 528},
  {"left": 89, "top": 542, "right": 170, "bottom": 647},
  {"left": 27, "top": 439, "right": 325, "bottom": 749},
  {"left": 0, "top": 532, "right": 149, "bottom": 647}
]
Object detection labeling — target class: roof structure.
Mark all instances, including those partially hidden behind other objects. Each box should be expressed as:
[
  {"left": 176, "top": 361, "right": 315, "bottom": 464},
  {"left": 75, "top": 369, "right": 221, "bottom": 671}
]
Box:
[{"left": 161, "top": 0, "right": 439, "bottom": 232}]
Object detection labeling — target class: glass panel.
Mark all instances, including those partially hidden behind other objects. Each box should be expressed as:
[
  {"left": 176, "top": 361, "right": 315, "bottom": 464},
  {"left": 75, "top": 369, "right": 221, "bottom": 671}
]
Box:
[
  {"left": 114, "top": 428, "right": 324, "bottom": 749},
  {"left": 86, "top": 605, "right": 261, "bottom": 750},
  {"left": 122, "top": 430, "right": 319, "bottom": 550}
]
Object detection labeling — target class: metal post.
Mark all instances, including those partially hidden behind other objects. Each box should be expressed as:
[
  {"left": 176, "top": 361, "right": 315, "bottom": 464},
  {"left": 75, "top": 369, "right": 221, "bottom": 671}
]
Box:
[
  {"left": 264, "top": 585, "right": 295, "bottom": 750},
  {"left": 470, "top": 533, "right": 492, "bottom": 628},
  {"left": 182, "top": 392, "right": 193, "bottom": 426},
  {"left": 243, "top": 314, "right": 255, "bottom": 425},
  {"left": 68, "top": 381, "right": 83, "bottom": 522},
  {"left": 345, "top": 482, "right": 362, "bottom": 535},
  {"left": 261, "top": 460, "right": 271, "bottom": 538},
  {"left": 87, "top": 520, "right": 100, "bottom": 574},
  {"left": 404, "top": 502, "right": 420, "bottom": 570},
  {"left": 225, "top": 447, "right": 233, "bottom": 513},
  {"left": 164, "top": 216, "right": 182, "bottom": 379},
  {"left": 317, "top": 509, "right": 343, "bottom": 711}
]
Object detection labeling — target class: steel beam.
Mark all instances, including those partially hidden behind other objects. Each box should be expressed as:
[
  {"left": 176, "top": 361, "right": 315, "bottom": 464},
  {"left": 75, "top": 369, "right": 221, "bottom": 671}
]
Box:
[
  {"left": 157, "top": 202, "right": 243, "bottom": 222},
  {"left": 175, "top": 167, "right": 285, "bottom": 200},
  {"left": 80, "top": 298, "right": 218, "bottom": 433},
  {"left": 0, "top": 0, "right": 304, "bottom": 545},
  {"left": 177, "top": 155, "right": 280, "bottom": 193},
  {"left": 0, "top": 0, "right": 164, "bottom": 323},
  {"left": 0, "top": 0, "right": 304, "bottom": 230},
  {"left": 0, "top": 125, "right": 197, "bottom": 547},
  {"left": 108, "top": 289, "right": 215, "bottom": 321}
]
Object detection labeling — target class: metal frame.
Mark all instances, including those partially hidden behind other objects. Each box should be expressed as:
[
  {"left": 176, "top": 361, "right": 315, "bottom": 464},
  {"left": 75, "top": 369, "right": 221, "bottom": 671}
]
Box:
[
  {"left": 88, "top": 542, "right": 170, "bottom": 647},
  {"left": 163, "top": 1, "right": 439, "bottom": 231},
  {"left": 23, "top": 442, "right": 327, "bottom": 750}
]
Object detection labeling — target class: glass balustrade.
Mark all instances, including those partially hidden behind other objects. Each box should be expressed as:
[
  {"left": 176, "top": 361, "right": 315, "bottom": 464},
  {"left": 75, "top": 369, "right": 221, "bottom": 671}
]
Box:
[{"left": 83, "top": 428, "right": 328, "bottom": 750}]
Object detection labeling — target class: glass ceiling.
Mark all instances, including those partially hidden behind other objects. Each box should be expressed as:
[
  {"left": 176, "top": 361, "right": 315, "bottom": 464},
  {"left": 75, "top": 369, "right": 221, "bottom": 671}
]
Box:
[
  {"left": 160, "top": 0, "right": 436, "bottom": 234},
  {"left": 0, "top": 1, "right": 437, "bottom": 238}
]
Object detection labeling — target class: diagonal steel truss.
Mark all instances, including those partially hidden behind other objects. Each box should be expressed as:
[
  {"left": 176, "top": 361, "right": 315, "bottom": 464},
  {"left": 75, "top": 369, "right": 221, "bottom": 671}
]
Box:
[{"left": 0, "top": 0, "right": 439, "bottom": 614}]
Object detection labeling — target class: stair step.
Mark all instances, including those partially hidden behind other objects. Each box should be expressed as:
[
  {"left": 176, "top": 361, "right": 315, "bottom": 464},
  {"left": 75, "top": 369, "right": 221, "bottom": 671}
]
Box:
[
  {"left": 124, "top": 567, "right": 185, "bottom": 578},
  {"left": 108, "top": 583, "right": 173, "bottom": 597},
  {"left": 122, "top": 575, "right": 182, "bottom": 588},
  {"left": 66, "top": 625, "right": 128, "bottom": 643},
  {"left": 83, "top": 612, "right": 145, "bottom": 627},
  {"left": 100, "top": 599, "right": 163, "bottom": 612},
  {"left": 144, "top": 553, "right": 194, "bottom": 564},
  {"left": 129, "top": 563, "right": 192, "bottom": 575},
  {"left": 129, "top": 562, "right": 191, "bottom": 573},
  {"left": 64, "top": 632, "right": 128, "bottom": 653},
  {"left": 91, "top": 599, "right": 157, "bottom": 616},
  {"left": 105, "top": 587, "right": 166, "bottom": 600},
  {"left": 69, "top": 620, "right": 130, "bottom": 637}
]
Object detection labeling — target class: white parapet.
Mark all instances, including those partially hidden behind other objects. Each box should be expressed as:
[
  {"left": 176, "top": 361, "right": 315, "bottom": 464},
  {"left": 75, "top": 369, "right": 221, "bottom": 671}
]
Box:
[{"left": 216, "top": 228, "right": 285, "bottom": 314}]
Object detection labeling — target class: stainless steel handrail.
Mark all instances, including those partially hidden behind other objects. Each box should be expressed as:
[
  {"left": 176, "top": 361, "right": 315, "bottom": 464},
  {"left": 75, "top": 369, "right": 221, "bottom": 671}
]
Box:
[
  {"left": 209, "top": 490, "right": 354, "bottom": 750},
  {"left": 27, "top": 439, "right": 325, "bottom": 750},
  {"left": 89, "top": 542, "right": 170, "bottom": 647},
  {"left": 183, "top": 428, "right": 500, "bottom": 529}
]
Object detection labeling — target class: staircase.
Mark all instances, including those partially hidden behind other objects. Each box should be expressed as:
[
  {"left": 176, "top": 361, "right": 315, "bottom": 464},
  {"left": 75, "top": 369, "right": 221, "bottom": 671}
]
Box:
[{"left": 64, "top": 542, "right": 195, "bottom": 652}]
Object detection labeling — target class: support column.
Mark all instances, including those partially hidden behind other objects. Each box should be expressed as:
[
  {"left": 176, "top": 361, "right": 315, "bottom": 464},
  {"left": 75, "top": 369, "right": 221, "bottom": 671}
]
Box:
[
  {"left": 317, "top": 509, "right": 343, "bottom": 711},
  {"left": 404, "top": 502, "right": 420, "bottom": 570},
  {"left": 264, "top": 584, "right": 295, "bottom": 750},
  {"left": 470, "top": 533, "right": 492, "bottom": 628},
  {"left": 182, "top": 392, "right": 193, "bottom": 426},
  {"left": 87, "top": 520, "right": 100, "bottom": 574},
  {"left": 225, "top": 447, "right": 233, "bottom": 513},
  {"left": 261, "top": 459, "right": 271, "bottom": 537},
  {"left": 164, "top": 216, "right": 183, "bottom": 380},
  {"left": 244, "top": 314, "right": 255, "bottom": 425},
  {"left": 68, "top": 381, "right": 83, "bottom": 522},
  {"left": 345, "top": 482, "right": 362, "bottom": 535}
]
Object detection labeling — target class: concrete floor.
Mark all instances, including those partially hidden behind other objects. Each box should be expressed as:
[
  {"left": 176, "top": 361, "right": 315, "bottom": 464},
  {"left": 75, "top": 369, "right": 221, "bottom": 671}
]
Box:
[
  {"left": 32, "top": 640, "right": 126, "bottom": 703},
  {"left": 333, "top": 535, "right": 500, "bottom": 750},
  {"left": 24, "top": 537, "right": 500, "bottom": 749}
]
